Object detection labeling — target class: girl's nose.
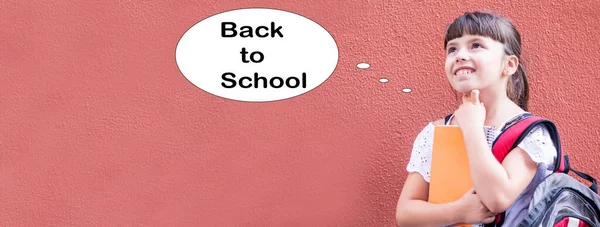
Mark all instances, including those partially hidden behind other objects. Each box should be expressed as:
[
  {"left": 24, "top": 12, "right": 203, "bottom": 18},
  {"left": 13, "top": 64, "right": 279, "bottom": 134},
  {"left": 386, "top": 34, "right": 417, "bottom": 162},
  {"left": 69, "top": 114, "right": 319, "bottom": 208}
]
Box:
[{"left": 455, "top": 49, "right": 470, "bottom": 62}]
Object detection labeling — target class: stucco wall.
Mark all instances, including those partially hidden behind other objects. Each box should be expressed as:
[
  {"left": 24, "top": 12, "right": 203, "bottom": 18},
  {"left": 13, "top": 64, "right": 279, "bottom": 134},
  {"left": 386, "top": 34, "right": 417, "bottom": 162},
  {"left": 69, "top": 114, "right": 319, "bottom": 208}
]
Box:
[{"left": 1, "top": 0, "right": 599, "bottom": 226}]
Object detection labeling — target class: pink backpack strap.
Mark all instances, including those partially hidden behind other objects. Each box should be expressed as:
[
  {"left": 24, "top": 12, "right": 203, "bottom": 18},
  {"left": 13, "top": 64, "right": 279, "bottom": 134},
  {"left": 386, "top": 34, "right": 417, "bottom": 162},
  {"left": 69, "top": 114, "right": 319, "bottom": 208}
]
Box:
[
  {"left": 482, "top": 114, "right": 597, "bottom": 227},
  {"left": 493, "top": 116, "right": 545, "bottom": 162},
  {"left": 490, "top": 115, "right": 563, "bottom": 171},
  {"left": 487, "top": 115, "right": 560, "bottom": 227}
]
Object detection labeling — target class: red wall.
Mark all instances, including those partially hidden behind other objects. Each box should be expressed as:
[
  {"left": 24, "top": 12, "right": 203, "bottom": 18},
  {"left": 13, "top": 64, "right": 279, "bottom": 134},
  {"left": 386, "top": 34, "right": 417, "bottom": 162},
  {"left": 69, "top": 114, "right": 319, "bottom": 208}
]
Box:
[{"left": 2, "top": 0, "right": 599, "bottom": 226}]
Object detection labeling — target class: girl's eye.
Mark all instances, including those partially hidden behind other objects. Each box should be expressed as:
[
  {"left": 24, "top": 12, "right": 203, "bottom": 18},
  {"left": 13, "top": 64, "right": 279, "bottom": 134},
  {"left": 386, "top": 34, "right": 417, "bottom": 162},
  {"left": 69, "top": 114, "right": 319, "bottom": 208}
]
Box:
[
  {"left": 473, "top": 43, "right": 482, "bottom": 48},
  {"left": 447, "top": 47, "right": 456, "bottom": 54}
]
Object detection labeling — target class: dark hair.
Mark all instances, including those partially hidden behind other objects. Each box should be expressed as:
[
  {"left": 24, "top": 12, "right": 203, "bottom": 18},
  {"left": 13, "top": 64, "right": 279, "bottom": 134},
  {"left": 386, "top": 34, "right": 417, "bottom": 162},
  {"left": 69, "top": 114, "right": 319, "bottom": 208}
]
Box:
[{"left": 444, "top": 11, "right": 529, "bottom": 111}]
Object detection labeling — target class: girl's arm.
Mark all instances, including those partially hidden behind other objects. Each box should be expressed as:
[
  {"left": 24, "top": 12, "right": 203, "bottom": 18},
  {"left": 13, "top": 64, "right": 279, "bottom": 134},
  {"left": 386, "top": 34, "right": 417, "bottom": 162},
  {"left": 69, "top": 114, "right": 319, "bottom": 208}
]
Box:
[
  {"left": 462, "top": 128, "right": 538, "bottom": 213},
  {"left": 395, "top": 173, "right": 463, "bottom": 227}
]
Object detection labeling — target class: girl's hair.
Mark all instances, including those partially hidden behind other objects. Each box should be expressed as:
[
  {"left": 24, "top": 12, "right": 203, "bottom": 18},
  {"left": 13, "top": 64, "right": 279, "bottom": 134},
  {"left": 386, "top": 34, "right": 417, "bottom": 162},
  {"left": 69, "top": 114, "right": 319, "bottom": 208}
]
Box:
[{"left": 444, "top": 11, "right": 529, "bottom": 111}]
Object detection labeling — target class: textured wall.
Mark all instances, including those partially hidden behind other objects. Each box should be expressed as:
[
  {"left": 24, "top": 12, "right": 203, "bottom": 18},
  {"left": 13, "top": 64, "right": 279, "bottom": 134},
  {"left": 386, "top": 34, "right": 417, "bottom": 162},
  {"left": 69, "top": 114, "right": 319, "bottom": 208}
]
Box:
[{"left": 1, "top": 0, "right": 599, "bottom": 226}]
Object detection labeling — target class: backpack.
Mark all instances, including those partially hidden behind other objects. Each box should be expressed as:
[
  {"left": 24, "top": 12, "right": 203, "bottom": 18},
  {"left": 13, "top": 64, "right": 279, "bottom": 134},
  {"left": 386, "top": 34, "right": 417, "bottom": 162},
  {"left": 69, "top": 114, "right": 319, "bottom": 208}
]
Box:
[{"left": 444, "top": 113, "right": 600, "bottom": 227}]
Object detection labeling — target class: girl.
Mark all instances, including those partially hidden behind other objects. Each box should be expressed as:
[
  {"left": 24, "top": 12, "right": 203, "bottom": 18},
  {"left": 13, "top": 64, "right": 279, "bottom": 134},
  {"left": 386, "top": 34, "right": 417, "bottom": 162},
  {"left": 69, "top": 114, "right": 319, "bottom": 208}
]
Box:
[{"left": 395, "top": 11, "right": 557, "bottom": 227}]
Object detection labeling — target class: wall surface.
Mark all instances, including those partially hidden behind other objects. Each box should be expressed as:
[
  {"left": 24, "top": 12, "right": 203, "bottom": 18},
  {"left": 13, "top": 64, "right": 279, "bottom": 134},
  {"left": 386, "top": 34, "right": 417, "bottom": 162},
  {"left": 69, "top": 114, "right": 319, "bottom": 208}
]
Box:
[{"left": 1, "top": 0, "right": 599, "bottom": 226}]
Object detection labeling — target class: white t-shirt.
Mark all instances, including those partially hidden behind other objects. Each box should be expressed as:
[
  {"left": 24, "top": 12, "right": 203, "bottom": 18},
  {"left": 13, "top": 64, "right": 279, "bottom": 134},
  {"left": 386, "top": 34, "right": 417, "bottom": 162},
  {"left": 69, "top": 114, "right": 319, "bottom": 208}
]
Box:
[{"left": 406, "top": 114, "right": 557, "bottom": 226}]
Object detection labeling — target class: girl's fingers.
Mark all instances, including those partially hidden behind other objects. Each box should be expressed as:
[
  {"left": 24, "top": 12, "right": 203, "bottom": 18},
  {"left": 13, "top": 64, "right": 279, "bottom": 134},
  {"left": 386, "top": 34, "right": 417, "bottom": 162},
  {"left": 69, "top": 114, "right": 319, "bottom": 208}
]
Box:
[
  {"left": 484, "top": 216, "right": 496, "bottom": 224},
  {"left": 471, "top": 89, "right": 480, "bottom": 104}
]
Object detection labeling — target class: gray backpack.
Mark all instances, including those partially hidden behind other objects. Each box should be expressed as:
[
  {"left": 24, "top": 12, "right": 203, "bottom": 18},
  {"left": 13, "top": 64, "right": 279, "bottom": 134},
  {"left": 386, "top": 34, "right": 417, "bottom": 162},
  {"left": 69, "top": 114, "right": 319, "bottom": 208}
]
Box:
[
  {"left": 473, "top": 114, "right": 600, "bottom": 227},
  {"left": 517, "top": 170, "right": 600, "bottom": 226}
]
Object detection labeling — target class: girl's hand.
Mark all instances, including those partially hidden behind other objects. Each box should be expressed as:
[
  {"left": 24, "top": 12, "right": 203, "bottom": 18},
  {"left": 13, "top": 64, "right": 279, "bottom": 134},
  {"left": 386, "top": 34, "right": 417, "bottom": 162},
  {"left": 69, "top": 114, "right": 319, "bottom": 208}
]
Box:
[
  {"left": 454, "top": 89, "right": 486, "bottom": 133},
  {"left": 456, "top": 188, "right": 496, "bottom": 224}
]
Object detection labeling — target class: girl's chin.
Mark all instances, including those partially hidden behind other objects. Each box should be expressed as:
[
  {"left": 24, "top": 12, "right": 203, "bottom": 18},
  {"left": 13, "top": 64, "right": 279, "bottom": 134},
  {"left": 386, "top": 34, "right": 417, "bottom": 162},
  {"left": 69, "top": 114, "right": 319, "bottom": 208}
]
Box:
[{"left": 452, "top": 85, "right": 476, "bottom": 93}]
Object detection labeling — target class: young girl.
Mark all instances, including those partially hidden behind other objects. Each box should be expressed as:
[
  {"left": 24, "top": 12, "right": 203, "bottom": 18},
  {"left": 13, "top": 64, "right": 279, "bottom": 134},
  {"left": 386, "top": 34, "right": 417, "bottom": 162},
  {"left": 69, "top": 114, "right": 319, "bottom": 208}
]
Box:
[{"left": 395, "top": 11, "right": 557, "bottom": 227}]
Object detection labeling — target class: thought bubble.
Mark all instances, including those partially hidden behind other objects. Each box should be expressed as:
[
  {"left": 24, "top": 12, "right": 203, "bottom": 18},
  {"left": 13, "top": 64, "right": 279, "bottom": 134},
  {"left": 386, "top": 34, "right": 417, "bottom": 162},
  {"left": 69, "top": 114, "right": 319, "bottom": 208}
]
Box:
[
  {"left": 357, "top": 63, "right": 370, "bottom": 69},
  {"left": 176, "top": 8, "right": 339, "bottom": 102},
  {"left": 379, "top": 78, "right": 389, "bottom": 83},
  {"left": 402, "top": 88, "right": 412, "bottom": 93}
]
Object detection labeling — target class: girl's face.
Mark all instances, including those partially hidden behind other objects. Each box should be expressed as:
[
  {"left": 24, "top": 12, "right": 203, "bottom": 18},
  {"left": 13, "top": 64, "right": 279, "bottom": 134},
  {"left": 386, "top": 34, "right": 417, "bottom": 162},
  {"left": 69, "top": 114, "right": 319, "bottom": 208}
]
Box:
[{"left": 445, "top": 34, "right": 508, "bottom": 94}]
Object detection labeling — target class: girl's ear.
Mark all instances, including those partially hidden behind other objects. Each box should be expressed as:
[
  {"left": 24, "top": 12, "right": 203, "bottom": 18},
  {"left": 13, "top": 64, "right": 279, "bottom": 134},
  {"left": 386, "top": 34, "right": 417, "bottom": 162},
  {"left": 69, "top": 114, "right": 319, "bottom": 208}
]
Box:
[{"left": 503, "top": 55, "right": 519, "bottom": 76}]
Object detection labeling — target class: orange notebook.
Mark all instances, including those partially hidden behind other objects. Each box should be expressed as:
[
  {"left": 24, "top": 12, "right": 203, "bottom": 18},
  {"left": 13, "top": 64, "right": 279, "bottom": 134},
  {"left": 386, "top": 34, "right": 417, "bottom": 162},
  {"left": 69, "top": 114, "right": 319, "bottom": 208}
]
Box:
[{"left": 428, "top": 125, "right": 493, "bottom": 227}]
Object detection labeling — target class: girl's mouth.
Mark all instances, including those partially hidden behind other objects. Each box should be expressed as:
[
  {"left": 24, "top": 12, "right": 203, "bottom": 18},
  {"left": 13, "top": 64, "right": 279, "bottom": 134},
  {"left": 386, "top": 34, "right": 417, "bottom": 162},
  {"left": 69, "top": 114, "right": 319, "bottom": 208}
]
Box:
[{"left": 455, "top": 68, "right": 476, "bottom": 76}]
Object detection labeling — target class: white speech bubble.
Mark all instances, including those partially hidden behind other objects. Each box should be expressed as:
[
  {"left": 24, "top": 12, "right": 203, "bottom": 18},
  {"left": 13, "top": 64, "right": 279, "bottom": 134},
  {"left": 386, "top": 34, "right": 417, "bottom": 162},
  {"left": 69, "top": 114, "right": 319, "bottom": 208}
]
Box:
[{"left": 176, "top": 8, "right": 339, "bottom": 102}]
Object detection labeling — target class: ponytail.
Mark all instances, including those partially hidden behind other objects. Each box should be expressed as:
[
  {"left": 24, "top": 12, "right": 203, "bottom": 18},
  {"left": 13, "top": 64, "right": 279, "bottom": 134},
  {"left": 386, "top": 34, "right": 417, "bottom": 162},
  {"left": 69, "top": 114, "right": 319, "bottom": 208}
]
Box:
[{"left": 507, "top": 61, "right": 529, "bottom": 111}]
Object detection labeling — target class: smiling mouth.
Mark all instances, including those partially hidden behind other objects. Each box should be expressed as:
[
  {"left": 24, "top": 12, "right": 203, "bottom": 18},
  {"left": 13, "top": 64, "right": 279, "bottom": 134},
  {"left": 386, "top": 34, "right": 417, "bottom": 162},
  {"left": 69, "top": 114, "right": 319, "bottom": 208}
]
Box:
[{"left": 455, "top": 69, "right": 476, "bottom": 76}]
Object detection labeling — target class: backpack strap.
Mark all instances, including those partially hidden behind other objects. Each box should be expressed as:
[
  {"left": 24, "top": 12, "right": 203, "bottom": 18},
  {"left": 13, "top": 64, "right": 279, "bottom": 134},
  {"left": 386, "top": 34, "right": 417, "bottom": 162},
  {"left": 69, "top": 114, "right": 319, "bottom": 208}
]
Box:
[
  {"left": 487, "top": 115, "right": 598, "bottom": 226},
  {"left": 484, "top": 114, "right": 540, "bottom": 227},
  {"left": 490, "top": 115, "right": 553, "bottom": 164},
  {"left": 444, "top": 114, "right": 453, "bottom": 125},
  {"left": 564, "top": 156, "right": 598, "bottom": 193},
  {"left": 490, "top": 115, "right": 598, "bottom": 193}
]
